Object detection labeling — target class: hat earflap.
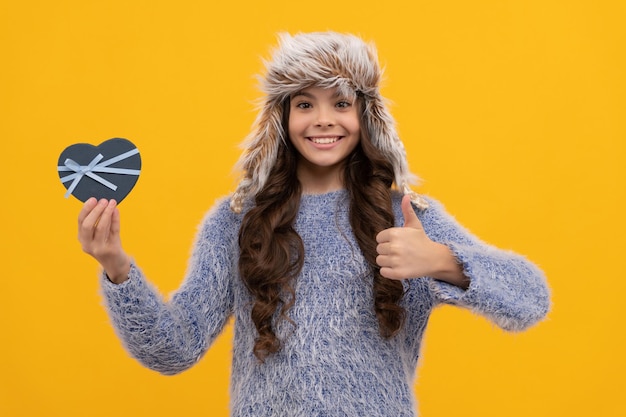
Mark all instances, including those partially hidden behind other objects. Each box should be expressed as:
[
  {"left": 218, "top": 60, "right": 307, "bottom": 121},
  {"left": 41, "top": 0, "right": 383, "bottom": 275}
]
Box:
[
  {"left": 231, "top": 99, "right": 285, "bottom": 213},
  {"left": 364, "top": 96, "right": 428, "bottom": 210}
]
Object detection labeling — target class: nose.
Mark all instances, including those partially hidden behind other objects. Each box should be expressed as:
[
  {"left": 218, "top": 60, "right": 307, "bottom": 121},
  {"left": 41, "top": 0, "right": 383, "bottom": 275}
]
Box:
[{"left": 315, "top": 105, "right": 335, "bottom": 127}]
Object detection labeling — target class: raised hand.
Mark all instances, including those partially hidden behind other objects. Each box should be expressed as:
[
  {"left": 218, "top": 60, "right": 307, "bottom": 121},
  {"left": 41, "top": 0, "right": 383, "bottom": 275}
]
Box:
[
  {"left": 375, "top": 195, "right": 468, "bottom": 288},
  {"left": 78, "top": 198, "right": 131, "bottom": 283}
]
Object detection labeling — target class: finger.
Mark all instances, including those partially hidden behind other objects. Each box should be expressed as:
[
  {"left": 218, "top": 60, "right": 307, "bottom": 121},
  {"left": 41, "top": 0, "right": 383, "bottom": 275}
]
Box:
[
  {"left": 402, "top": 194, "right": 422, "bottom": 229},
  {"left": 110, "top": 200, "right": 121, "bottom": 237},
  {"left": 379, "top": 266, "right": 402, "bottom": 280},
  {"left": 93, "top": 200, "right": 117, "bottom": 243},
  {"left": 376, "top": 254, "right": 390, "bottom": 268},
  {"left": 78, "top": 197, "right": 98, "bottom": 226},
  {"left": 376, "top": 253, "right": 400, "bottom": 269},
  {"left": 379, "top": 266, "right": 391, "bottom": 278},
  {"left": 376, "top": 242, "right": 389, "bottom": 256},
  {"left": 376, "top": 229, "right": 391, "bottom": 244},
  {"left": 78, "top": 199, "right": 109, "bottom": 240}
]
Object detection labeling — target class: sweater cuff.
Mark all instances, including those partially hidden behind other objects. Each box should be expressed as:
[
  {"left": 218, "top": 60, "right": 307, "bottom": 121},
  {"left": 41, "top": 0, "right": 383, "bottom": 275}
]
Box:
[
  {"left": 428, "top": 241, "right": 550, "bottom": 332},
  {"left": 428, "top": 242, "right": 481, "bottom": 305},
  {"left": 99, "top": 262, "right": 159, "bottom": 313},
  {"left": 100, "top": 260, "right": 138, "bottom": 287}
]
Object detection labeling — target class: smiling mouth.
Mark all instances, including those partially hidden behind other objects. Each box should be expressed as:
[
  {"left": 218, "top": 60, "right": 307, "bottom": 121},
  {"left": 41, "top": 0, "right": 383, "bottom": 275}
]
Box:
[{"left": 308, "top": 136, "right": 342, "bottom": 144}]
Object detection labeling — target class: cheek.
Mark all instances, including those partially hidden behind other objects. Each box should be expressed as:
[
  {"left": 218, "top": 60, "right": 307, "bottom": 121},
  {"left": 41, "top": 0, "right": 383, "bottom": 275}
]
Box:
[
  {"left": 349, "top": 122, "right": 361, "bottom": 139},
  {"left": 288, "top": 113, "right": 306, "bottom": 137},
  {"left": 345, "top": 112, "right": 361, "bottom": 135}
]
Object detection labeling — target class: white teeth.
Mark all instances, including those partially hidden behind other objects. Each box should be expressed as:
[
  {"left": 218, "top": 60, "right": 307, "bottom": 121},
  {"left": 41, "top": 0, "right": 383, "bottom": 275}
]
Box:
[{"left": 310, "top": 137, "right": 339, "bottom": 144}]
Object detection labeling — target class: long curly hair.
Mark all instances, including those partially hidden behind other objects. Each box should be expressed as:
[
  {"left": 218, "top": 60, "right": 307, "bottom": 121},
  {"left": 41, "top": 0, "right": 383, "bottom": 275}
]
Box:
[{"left": 238, "top": 97, "right": 405, "bottom": 362}]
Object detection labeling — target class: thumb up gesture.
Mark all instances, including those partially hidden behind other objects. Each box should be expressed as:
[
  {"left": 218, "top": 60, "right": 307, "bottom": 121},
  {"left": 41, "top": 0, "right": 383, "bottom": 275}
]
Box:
[{"left": 376, "top": 195, "right": 467, "bottom": 287}]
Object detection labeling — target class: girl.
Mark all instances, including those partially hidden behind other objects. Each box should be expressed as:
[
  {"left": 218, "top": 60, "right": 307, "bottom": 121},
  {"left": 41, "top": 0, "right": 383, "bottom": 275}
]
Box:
[{"left": 78, "top": 32, "right": 550, "bottom": 416}]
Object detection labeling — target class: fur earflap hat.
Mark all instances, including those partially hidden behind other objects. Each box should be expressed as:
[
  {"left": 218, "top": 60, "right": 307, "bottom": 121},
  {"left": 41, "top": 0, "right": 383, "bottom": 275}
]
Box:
[{"left": 230, "top": 31, "right": 427, "bottom": 213}]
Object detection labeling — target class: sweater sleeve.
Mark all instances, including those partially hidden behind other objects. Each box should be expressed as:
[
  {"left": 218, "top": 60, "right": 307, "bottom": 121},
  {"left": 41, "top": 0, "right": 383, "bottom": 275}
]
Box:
[
  {"left": 100, "top": 197, "right": 237, "bottom": 375},
  {"left": 419, "top": 197, "right": 551, "bottom": 332}
]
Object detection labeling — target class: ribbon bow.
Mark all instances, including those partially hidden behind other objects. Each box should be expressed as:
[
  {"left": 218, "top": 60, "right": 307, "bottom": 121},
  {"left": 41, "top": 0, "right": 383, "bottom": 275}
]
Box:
[{"left": 57, "top": 148, "right": 140, "bottom": 199}]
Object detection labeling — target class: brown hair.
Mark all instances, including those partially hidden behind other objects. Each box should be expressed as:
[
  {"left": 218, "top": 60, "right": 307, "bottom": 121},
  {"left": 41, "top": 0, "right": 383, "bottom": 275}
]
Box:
[{"left": 238, "top": 97, "right": 404, "bottom": 362}]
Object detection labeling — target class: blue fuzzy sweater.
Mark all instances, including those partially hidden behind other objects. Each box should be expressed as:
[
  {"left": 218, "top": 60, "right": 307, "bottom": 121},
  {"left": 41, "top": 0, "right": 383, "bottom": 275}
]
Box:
[{"left": 101, "top": 190, "right": 550, "bottom": 416}]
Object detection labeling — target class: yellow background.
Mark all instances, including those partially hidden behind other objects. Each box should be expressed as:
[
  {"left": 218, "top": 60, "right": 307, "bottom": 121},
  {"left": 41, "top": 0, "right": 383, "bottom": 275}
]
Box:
[{"left": 1, "top": 0, "right": 624, "bottom": 416}]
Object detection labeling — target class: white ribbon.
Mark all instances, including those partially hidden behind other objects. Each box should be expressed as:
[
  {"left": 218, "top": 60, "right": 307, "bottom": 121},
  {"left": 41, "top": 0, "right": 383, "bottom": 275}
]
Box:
[{"left": 58, "top": 148, "right": 140, "bottom": 199}]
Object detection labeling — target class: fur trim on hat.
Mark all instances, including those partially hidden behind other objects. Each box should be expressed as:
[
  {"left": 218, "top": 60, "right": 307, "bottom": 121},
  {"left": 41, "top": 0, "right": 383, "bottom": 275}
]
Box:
[{"left": 230, "top": 31, "right": 427, "bottom": 213}]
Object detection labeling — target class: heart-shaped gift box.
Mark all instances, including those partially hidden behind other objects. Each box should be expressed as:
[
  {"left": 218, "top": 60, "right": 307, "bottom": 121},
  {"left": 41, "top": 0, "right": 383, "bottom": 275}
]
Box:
[{"left": 57, "top": 138, "right": 141, "bottom": 203}]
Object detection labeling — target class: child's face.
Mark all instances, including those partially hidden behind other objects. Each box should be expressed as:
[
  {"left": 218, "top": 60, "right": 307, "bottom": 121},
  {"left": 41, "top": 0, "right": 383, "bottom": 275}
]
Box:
[{"left": 288, "top": 86, "right": 361, "bottom": 180}]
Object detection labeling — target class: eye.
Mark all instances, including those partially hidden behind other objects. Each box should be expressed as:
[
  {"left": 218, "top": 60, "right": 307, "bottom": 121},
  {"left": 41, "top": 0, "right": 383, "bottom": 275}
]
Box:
[
  {"left": 295, "top": 102, "right": 312, "bottom": 109},
  {"left": 336, "top": 100, "right": 352, "bottom": 108}
]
